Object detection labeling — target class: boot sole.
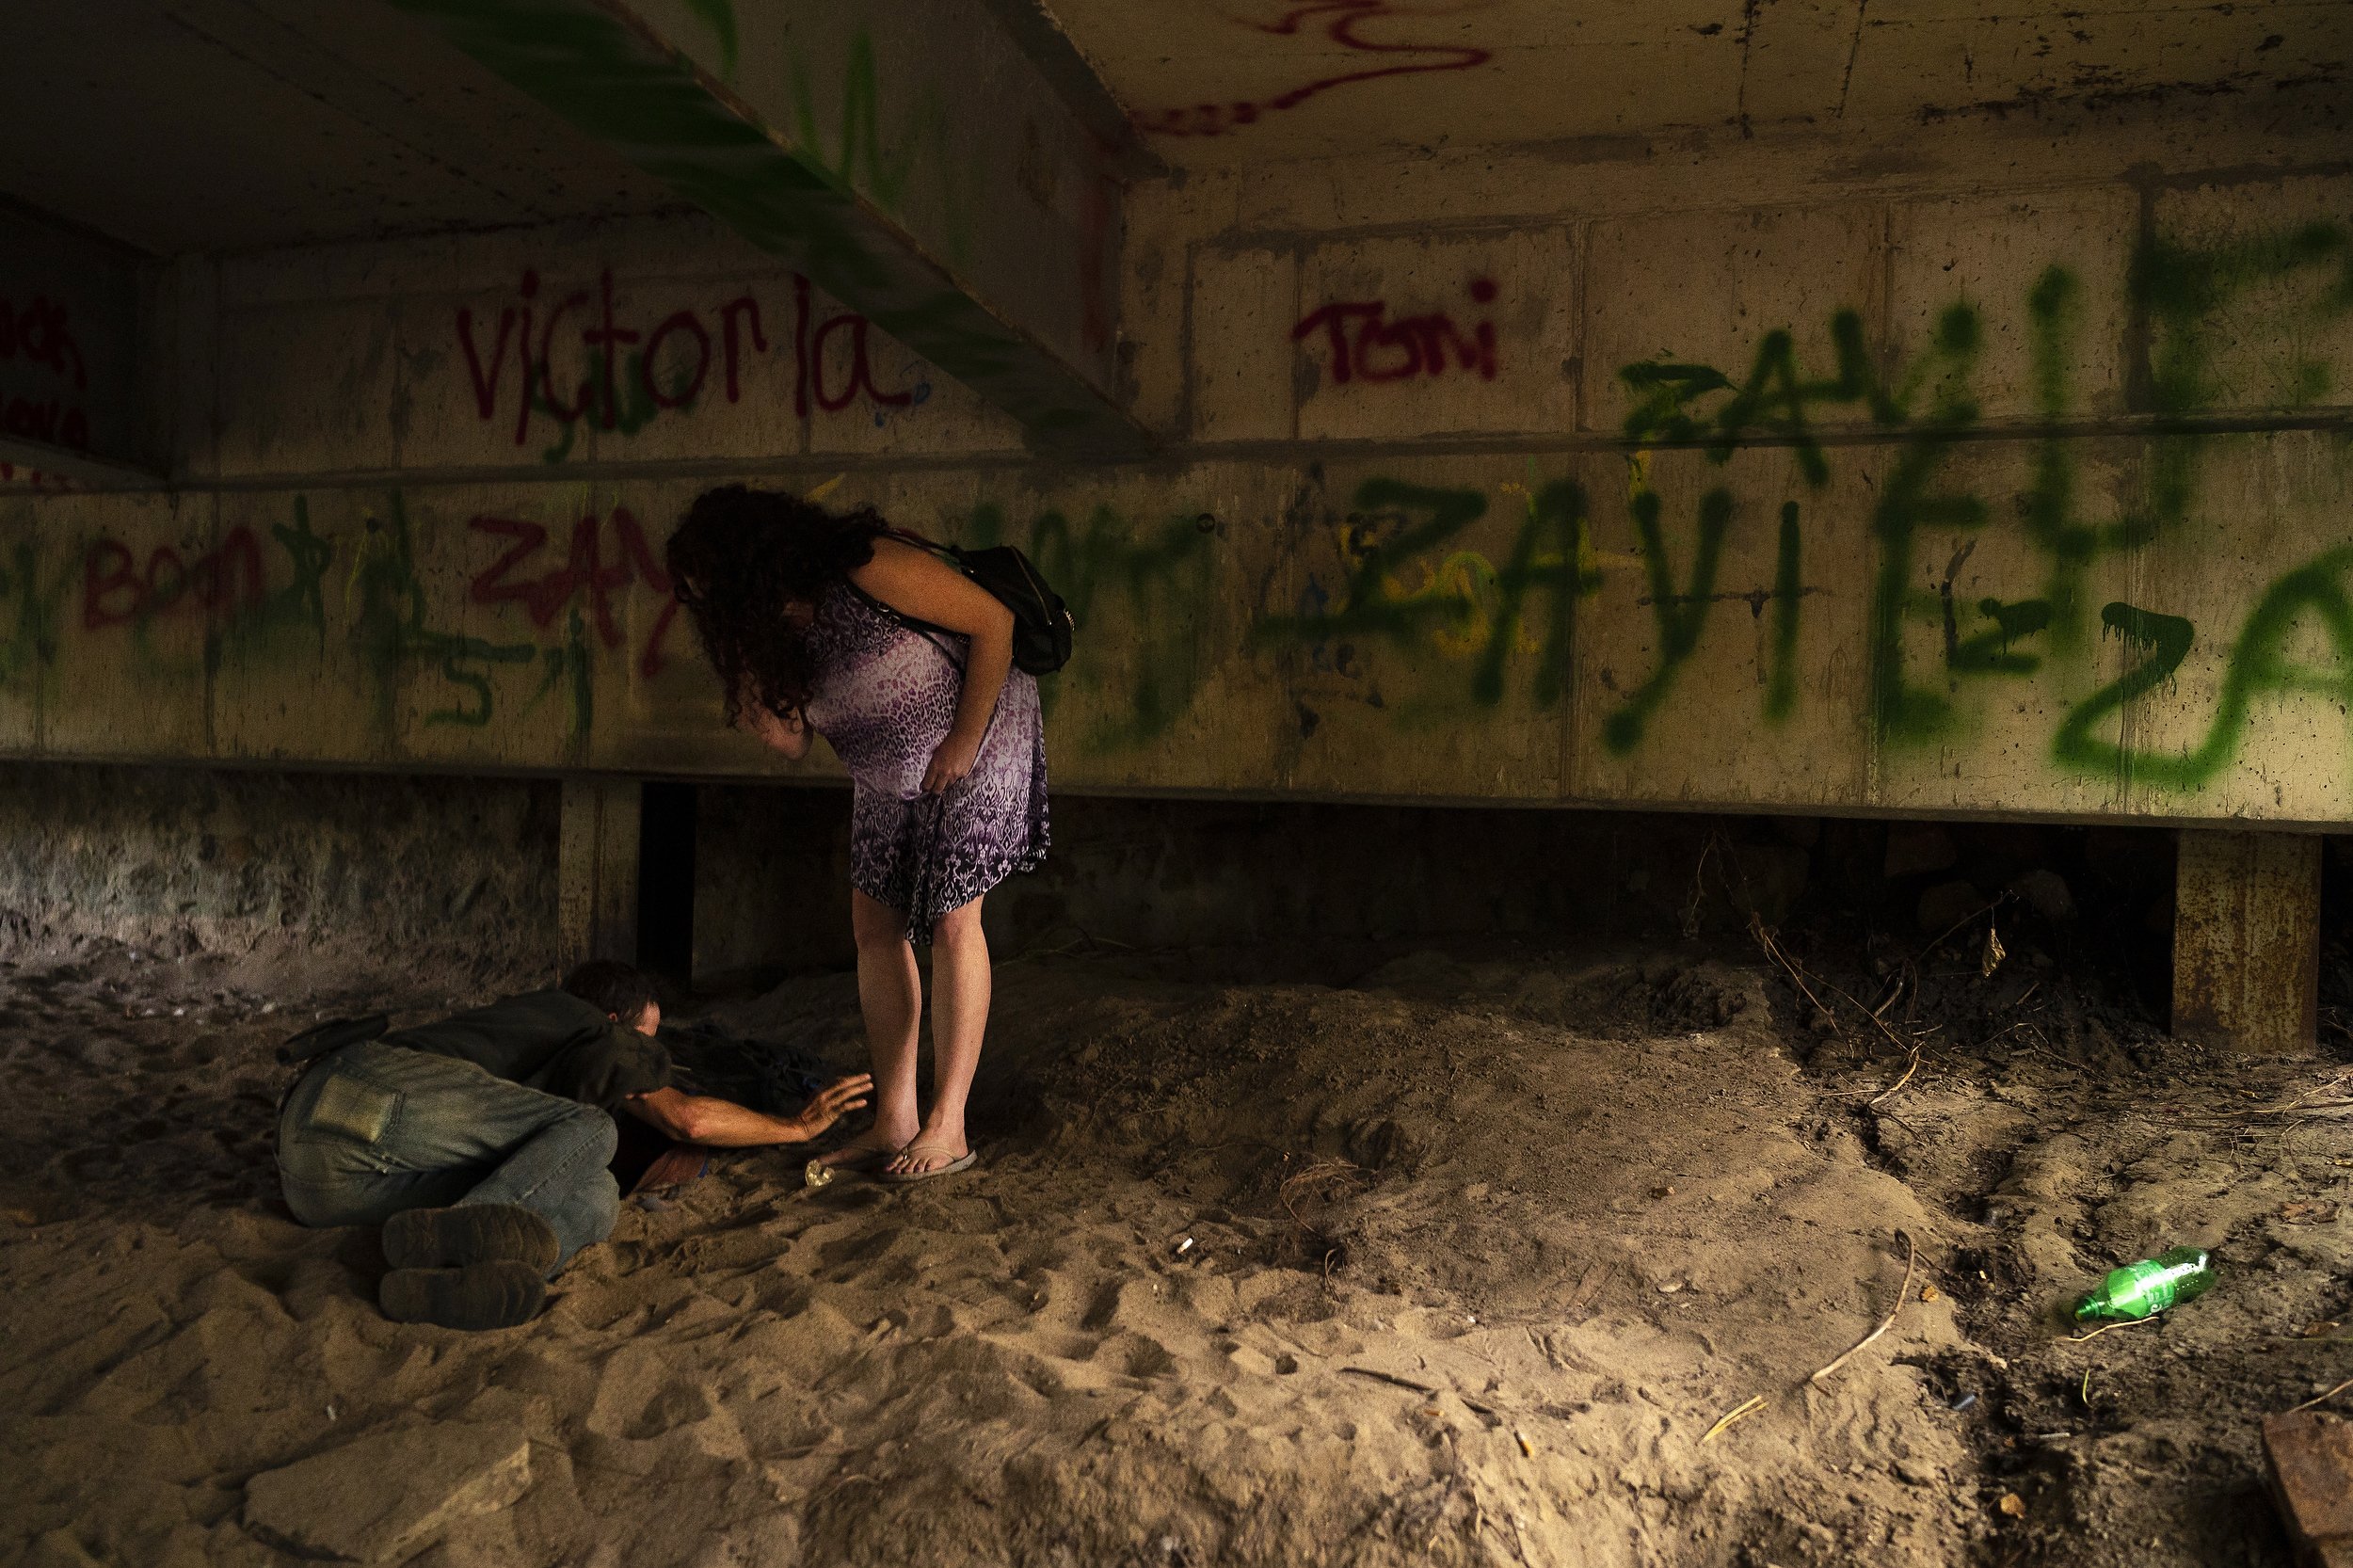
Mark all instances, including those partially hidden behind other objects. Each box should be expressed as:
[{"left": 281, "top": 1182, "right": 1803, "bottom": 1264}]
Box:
[
  {"left": 382, "top": 1203, "right": 560, "bottom": 1273},
  {"left": 378, "top": 1261, "right": 547, "bottom": 1331}
]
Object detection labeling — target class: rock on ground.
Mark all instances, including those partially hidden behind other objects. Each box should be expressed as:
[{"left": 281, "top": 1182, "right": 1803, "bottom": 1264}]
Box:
[{"left": 243, "top": 1423, "right": 532, "bottom": 1563}]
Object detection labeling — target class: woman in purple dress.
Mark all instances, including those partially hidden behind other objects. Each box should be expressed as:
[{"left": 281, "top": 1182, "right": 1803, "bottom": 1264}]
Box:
[{"left": 667, "top": 487, "right": 1048, "bottom": 1181}]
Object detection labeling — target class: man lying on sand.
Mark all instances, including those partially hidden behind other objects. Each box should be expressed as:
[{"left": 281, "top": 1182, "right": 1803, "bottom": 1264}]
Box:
[{"left": 273, "top": 961, "right": 871, "bottom": 1331}]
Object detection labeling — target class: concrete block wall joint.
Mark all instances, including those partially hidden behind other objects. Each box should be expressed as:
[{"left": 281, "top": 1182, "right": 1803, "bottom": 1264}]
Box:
[{"left": 559, "top": 777, "right": 642, "bottom": 972}]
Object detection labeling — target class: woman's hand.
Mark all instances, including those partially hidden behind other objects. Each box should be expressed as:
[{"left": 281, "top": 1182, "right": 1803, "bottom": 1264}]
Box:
[
  {"left": 921, "top": 728, "right": 984, "bottom": 794},
  {"left": 789, "top": 1074, "right": 875, "bottom": 1141},
  {"left": 851, "top": 540, "right": 1016, "bottom": 794}
]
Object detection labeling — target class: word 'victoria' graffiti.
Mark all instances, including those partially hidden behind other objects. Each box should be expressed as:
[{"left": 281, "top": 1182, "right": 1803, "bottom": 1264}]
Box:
[{"left": 456, "top": 269, "right": 929, "bottom": 458}]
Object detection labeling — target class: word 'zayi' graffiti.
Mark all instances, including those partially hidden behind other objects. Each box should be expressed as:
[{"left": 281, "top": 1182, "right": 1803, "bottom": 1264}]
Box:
[
  {"left": 456, "top": 269, "right": 931, "bottom": 461},
  {"left": 1269, "top": 217, "right": 2353, "bottom": 792},
  {"left": 1292, "top": 280, "right": 1500, "bottom": 386}
]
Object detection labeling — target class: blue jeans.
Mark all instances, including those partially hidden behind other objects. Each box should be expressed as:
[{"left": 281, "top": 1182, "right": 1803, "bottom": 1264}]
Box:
[{"left": 276, "top": 1040, "right": 619, "bottom": 1268}]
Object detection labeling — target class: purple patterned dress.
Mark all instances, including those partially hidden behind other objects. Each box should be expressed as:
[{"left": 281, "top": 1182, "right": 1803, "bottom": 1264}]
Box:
[{"left": 800, "top": 581, "right": 1049, "bottom": 942}]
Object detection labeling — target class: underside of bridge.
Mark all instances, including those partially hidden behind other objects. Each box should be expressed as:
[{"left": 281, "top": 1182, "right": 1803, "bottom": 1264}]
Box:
[{"left": 2, "top": 2, "right": 2350, "bottom": 1565}]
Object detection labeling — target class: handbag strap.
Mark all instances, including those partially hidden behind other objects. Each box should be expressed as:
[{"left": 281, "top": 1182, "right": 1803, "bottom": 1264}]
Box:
[
  {"left": 842, "top": 578, "right": 966, "bottom": 674},
  {"left": 880, "top": 524, "right": 957, "bottom": 561}
]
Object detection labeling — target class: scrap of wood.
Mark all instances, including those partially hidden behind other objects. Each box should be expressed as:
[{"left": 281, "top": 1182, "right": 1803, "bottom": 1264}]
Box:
[{"left": 2262, "top": 1413, "right": 2353, "bottom": 1567}]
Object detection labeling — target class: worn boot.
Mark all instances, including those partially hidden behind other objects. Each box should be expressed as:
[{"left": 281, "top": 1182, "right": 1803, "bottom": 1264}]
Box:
[
  {"left": 382, "top": 1203, "right": 560, "bottom": 1274},
  {"left": 378, "top": 1260, "right": 547, "bottom": 1331}
]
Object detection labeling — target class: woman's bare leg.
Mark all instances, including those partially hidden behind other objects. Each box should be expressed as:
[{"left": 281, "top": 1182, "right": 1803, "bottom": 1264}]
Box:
[
  {"left": 822, "top": 889, "right": 923, "bottom": 1166},
  {"left": 887, "top": 894, "right": 989, "bottom": 1176}
]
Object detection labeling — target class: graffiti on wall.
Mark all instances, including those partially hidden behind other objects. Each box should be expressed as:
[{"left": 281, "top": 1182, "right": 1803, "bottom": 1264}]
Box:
[
  {"left": 3, "top": 209, "right": 2350, "bottom": 811},
  {"left": 1135, "top": 2, "right": 1494, "bottom": 138},
  {"left": 1291, "top": 280, "right": 1500, "bottom": 386},
  {"left": 0, "top": 294, "right": 92, "bottom": 454},
  {"left": 456, "top": 268, "right": 932, "bottom": 462},
  {"left": 1257, "top": 215, "right": 2353, "bottom": 791},
  {"left": 51, "top": 496, "right": 680, "bottom": 747}
]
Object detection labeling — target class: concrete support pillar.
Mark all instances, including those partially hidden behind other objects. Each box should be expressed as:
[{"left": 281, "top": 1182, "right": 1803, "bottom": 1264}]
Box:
[
  {"left": 2173, "top": 829, "right": 2322, "bottom": 1053},
  {"left": 558, "top": 778, "right": 641, "bottom": 974}
]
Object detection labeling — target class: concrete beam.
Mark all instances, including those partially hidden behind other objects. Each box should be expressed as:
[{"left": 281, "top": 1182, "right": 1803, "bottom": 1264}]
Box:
[
  {"left": 391, "top": 0, "right": 1150, "bottom": 456},
  {"left": 2173, "top": 829, "right": 2322, "bottom": 1054},
  {"left": 559, "top": 776, "right": 642, "bottom": 972}
]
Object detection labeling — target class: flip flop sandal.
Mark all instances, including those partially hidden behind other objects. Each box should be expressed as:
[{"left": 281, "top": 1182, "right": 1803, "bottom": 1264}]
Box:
[
  {"left": 824, "top": 1143, "right": 906, "bottom": 1173},
  {"left": 872, "top": 1145, "right": 978, "bottom": 1183}
]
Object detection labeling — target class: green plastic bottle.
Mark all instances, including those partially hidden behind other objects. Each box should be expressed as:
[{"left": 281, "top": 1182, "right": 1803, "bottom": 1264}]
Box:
[{"left": 2073, "top": 1247, "right": 2216, "bottom": 1322}]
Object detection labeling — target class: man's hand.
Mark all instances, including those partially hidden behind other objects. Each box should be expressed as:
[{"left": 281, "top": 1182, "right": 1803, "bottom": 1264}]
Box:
[
  {"left": 789, "top": 1074, "right": 874, "bottom": 1141},
  {"left": 627, "top": 1076, "right": 870, "bottom": 1146}
]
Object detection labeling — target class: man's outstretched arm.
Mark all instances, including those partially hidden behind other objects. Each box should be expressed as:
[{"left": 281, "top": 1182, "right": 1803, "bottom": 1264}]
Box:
[{"left": 623, "top": 1074, "right": 872, "bottom": 1147}]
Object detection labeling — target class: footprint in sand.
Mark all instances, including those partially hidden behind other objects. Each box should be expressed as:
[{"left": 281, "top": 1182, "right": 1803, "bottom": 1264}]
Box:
[{"left": 622, "top": 1382, "right": 716, "bottom": 1440}]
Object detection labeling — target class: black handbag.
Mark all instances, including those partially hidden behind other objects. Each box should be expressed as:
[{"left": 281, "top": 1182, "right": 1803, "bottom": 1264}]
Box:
[{"left": 883, "top": 528, "right": 1073, "bottom": 675}]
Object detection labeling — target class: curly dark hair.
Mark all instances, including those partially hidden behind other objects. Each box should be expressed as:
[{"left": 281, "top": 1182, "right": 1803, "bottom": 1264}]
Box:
[{"left": 665, "top": 485, "right": 886, "bottom": 723}]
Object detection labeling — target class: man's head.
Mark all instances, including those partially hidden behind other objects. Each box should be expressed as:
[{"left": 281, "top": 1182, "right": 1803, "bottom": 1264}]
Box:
[{"left": 561, "top": 961, "right": 662, "bottom": 1036}]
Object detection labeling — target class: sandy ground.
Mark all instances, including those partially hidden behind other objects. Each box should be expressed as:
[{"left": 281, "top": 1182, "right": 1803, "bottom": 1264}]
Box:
[{"left": 2, "top": 927, "right": 2349, "bottom": 1567}]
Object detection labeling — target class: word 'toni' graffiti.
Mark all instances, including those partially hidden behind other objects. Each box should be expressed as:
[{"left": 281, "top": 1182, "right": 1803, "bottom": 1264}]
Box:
[{"left": 1292, "top": 280, "right": 1499, "bottom": 386}]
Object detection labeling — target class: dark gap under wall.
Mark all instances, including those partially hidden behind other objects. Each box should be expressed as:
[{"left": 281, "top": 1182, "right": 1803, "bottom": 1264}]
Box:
[
  {"left": 2324, "top": 839, "right": 2353, "bottom": 1042},
  {"left": 636, "top": 781, "right": 698, "bottom": 990},
  {"left": 686, "top": 784, "right": 2206, "bottom": 1002},
  {"left": 0, "top": 762, "right": 2326, "bottom": 1023}
]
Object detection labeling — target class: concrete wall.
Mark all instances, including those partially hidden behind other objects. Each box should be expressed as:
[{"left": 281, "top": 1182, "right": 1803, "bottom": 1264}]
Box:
[
  {"left": 0, "top": 760, "right": 556, "bottom": 972},
  {"left": 3, "top": 97, "right": 2349, "bottom": 827}
]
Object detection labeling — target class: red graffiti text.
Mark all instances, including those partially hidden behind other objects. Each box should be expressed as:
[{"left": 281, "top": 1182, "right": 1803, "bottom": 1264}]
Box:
[
  {"left": 83, "top": 526, "right": 264, "bottom": 631},
  {"left": 1136, "top": 2, "right": 1492, "bottom": 137},
  {"left": 456, "top": 270, "right": 922, "bottom": 447},
  {"left": 2, "top": 294, "right": 93, "bottom": 452},
  {"left": 467, "top": 507, "right": 680, "bottom": 677},
  {"left": 1291, "top": 280, "right": 1499, "bottom": 385}
]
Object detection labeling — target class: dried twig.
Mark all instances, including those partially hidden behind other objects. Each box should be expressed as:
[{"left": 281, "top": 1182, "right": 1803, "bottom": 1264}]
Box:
[
  {"left": 2285, "top": 1376, "right": 2353, "bottom": 1415},
  {"left": 1912, "top": 894, "right": 2008, "bottom": 966},
  {"left": 1700, "top": 1394, "right": 1767, "bottom": 1445},
  {"left": 2059, "top": 1317, "right": 2157, "bottom": 1344},
  {"left": 1342, "top": 1367, "right": 1438, "bottom": 1396},
  {"left": 1280, "top": 1160, "right": 1369, "bottom": 1227},
  {"left": 1682, "top": 835, "right": 1720, "bottom": 939},
  {"left": 1808, "top": 1232, "right": 1920, "bottom": 1384},
  {"left": 1749, "top": 916, "right": 1840, "bottom": 1032},
  {"left": 1869, "top": 1048, "right": 1924, "bottom": 1106}
]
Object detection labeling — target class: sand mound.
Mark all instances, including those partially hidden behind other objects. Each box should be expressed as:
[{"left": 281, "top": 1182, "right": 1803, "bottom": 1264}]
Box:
[{"left": 3, "top": 937, "right": 2343, "bottom": 1564}]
